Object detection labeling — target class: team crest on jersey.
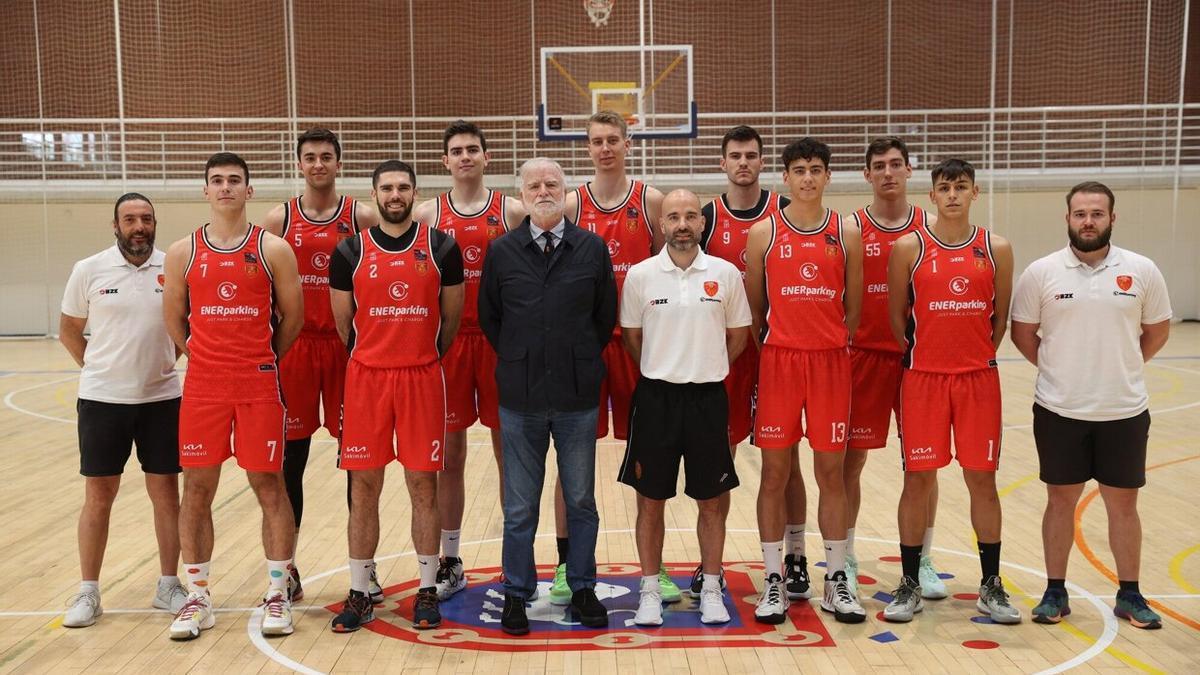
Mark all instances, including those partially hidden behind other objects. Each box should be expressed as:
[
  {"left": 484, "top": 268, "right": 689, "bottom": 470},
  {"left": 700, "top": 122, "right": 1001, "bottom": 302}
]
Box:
[
  {"left": 1116, "top": 275, "right": 1133, "bottom": 291},
  {"left": 244, "top": 252, "right": 258, "bottom": 263},
  {"left": 389, "top": 280, "right": 409, "bottom": 301},
  {"left": 323, "top": 562, "right": 835, "bottom": 652},
  {"left": 625, "top": 206, "right": 640, "bottom": 232},
  {"left": 972, "top": 246, "right": 987, "bottom": 270},
  {"left": 704, "top": 281, "right": 719, "bottom": 297},
  {"left": 487, "top": 226, "right": 502, "bottom": 240},
  {"left": 825, "top": 245, "right": 838, "bottom": 258},
  {"left": 157, "top": 274, "right": 165, "bottom": 287},
  {"left": 337, "top": 222, "right": 351, "bottom": 234},
  {"left": 487, "top": 215, "right": 500, "bottom": 226},
  {"left": 245, "top": 264, "right": 259, "bottom": 276}
]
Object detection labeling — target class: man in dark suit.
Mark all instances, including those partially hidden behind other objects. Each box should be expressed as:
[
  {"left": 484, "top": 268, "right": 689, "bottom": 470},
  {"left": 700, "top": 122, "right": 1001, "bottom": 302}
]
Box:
[{"left": 479, "top": 157, "right": 617, "bottom": 635}]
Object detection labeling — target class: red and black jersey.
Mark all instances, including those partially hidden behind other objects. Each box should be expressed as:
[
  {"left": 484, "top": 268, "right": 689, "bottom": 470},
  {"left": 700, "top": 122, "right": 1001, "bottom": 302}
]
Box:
[
  {"left": 702, "top": 190, "right": 786, "bottom": 276},
  {"left": 281, "top": 196, "right": 359, "bottom": 335},
  {"left": 576, "top": 180, "right": 654, "bottom": 295},
  {"left": 762, "top": 209, "right": 848, "bottom": 351},
  {"left": 431, "top": 190, "right": 509, "bottom": 333},
  {"left": 851, "top": 205, "right": 928, "bottom": 352},
  {"left": 903, "top": 226, "right": 997, "bottom": 373}
]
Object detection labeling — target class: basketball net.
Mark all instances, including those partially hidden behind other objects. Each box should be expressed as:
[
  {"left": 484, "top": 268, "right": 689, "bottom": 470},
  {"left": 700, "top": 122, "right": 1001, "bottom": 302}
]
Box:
[{"left": 584, "top": 0, "right": 614, "bottom": 27}]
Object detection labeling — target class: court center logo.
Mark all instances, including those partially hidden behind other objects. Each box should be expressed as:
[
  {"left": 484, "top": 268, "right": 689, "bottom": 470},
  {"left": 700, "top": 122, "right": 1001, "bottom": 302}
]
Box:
[{"left": 325, "top": 562, "right": 835, "bottom": 652}]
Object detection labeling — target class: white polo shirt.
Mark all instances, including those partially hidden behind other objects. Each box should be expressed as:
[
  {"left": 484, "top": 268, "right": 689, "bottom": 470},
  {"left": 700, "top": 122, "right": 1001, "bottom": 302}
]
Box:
[
  {"left": 61, "top": 245, "right": 182, "bottom": 404},
  {"left": 1011, "top": 244, "right": 1171, "bottom": 421},
  {"left": 620, "top": 247, "right": 752, "bottom": 384}
]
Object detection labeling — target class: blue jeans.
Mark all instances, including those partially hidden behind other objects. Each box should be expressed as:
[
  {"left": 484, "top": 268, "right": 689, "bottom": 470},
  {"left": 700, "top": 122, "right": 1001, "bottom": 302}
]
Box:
[{"left": 498, "top": 405, "right": 600, "bottom": 599}]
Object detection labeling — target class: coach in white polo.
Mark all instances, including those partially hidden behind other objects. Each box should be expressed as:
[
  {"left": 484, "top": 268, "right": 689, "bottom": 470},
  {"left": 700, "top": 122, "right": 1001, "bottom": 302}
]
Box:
[
  {"left": 617, "top": 189, "right": 751, "bottom": 627},
  {"left": 59, "top": 193, "right": 187, "bottom": 628},
  {"left": 1010, "top": 181, "right": 1171, "bottom": 629}
]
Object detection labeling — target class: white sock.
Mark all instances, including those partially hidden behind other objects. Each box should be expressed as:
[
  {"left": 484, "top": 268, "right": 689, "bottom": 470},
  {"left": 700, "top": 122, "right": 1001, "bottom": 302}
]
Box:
[
  {"left": 80, "top": 580, "right": 99, "bottom": 595},
  {"left": 267, "top": 559, "right": 292, "bottom": 594},
  {"left": 642, "top": 575, "right": 660, "bottom": 592},
  {"left": 158, "top": 575, "right": 180, "bottom": 586},
  {"left": 703, "top": 573, "right": 722, "bottom": 591},
  {"left": 846, "top": 528, "right": 857, "bottom": 558},
  {"left": 922, "top": 527, "right": 935, "bottom": 557},
  {"left": 184, "top": 562, "right": 210, "bottom": 596},
  {"left": 785, "top": 524, "right": 806, "bottom": 558},
  {"left": 824, "top": 539, "right": 847, "bottom": 579},
  {"left": 441, "top": 529, "right": 461, "bottom": 560},
  {"left": 349, "top": 558, "right": 373, "bottom": 593},
  {"left": 417, "top": 554, "right": 439, "bottom": 589},
  {"left": 762, "top": 541, "right": 784, "bottom": 578}
]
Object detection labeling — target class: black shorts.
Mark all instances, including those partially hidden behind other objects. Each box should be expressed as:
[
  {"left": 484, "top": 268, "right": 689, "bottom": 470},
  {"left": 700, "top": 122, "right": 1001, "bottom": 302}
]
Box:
[
  {"left": 1032, "top": 403, "right": 1149, "bottom": 489},
  {"left": 618, "top": 378, "right": 739, "bottom": 500},
  {"left": 77, "top": 398, "right": 182, "bottom": 477}
]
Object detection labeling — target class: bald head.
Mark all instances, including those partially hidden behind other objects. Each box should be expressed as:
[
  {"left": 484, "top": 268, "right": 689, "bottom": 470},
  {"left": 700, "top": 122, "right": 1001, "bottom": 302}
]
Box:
[{"left": 660, "top": 189, "right": 704, "bottom": 252}]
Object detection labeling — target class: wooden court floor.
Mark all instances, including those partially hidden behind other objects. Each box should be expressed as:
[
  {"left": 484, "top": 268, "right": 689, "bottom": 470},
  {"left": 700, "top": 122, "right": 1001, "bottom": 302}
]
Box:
[{"left": 1, "top": 325, "right": 1198, "bottom": 673}]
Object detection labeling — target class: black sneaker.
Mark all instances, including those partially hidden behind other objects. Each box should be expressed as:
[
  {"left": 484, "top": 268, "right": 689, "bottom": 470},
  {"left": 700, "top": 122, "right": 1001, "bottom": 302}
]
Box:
[
  {"left": 688, "top": 565, "right": 727, "bottom": 595},
  {"left": 412, "top": 587, "right": 441, "bottom": 629},
  {"left": 330, "top": 590, "right": 374, "bottom": 633},
  {"left": 501, "top": 594, "right": 530, "bottom": 635},
  {"left": 571, "top": 588, "right": 608, "bottom": 628},
  {"left": 784, "top": 553, "right": 811, "bottom": 600},
  {"left": 288, "top": 566, "right": 304, "bottom": 603}
]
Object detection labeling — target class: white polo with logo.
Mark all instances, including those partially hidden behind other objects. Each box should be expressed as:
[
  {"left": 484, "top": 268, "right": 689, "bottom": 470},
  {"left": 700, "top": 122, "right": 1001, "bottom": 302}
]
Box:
[
  {"left": 61, "top": 245, "right": 181, "bottom": 404},
  {"left": 1011, "top": 244, "right": 1171, "bottom": 421},
  {"left": 619, "top": 248, "right": 752, "bottom": 384}
]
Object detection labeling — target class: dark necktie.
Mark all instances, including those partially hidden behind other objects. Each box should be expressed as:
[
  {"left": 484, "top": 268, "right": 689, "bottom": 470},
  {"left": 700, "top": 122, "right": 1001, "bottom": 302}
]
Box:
[{"left": 541, "top": 231, "right": 555, "bottom": 256}]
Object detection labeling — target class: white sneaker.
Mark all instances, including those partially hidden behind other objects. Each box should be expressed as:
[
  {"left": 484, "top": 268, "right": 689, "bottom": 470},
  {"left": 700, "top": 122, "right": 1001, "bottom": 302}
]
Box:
[
  {"left": 754, "top": 573, "right": 789, "bottom": 624},
  {"left": 169, "top": 592, "right": 215, "bottom": 640},
  {"left": 845, "top": 553, "right": 859, "bottom": 597},
  {"left": 977, "top": 575, "right": 1022, "bottom": 624},
  {"left": 820, "top": 571, "right": 866, "bottom": 624},
  {"left": 883, "top": 576, "right": 923, "bottom": 622},
  {"left": 260, "top": 589, "right": 294, "bottom": 635},
  {"left": 368, "top": 567, "right": 384, "bottom": 604},
  {"left": 435, "top": 557, "right": 467, "bottom": 600},
  {"left": 63, "top": 589, "right": 101, "bottom": 628},
  {"left": 153, "top": 578, "right": 188, "bottom": 613},
  {"left": 918, "top": 555, "right": 948, "bottom": 599},
  {"left": 699, "top": 585, "right": 730, "bottom": 624},
  {"left": 634, "top": 588, "right": 663, "bottom": 626}
]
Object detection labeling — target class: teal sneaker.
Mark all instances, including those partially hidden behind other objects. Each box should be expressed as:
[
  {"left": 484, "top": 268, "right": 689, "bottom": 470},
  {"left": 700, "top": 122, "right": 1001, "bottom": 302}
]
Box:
[
  {"left": 658, "top": 566, "right": 682, "bottom": 604},
  {"left": 1114, "top": 591, "right": 1162, "bottom": 629},
  {"left": 1032, "top": 589, "right": 1071, "bottom": 624},
  {"left": 845, "top": 553, "right": 859, "bottom": 596},
  {"left": 549, "top": 564, "right": 571, "bottom": 606}
]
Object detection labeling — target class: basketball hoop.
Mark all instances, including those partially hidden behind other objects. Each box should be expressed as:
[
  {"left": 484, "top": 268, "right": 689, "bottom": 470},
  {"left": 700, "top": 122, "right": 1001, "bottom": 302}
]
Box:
[{"left": 584, "top": 0, "right": 614, "bottom": 27}]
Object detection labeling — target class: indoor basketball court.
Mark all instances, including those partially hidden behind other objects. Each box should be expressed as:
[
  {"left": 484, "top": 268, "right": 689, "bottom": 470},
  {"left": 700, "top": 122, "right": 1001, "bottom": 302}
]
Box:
[{"left": 1, "top": 1, "right": 1199, "bottom": 673}]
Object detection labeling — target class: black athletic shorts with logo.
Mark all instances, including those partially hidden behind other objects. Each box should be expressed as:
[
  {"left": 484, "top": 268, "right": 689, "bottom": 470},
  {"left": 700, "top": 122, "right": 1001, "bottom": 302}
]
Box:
[
  {"left": 1032, "top": 403, "right": 1149, "bottom": 488},
  {"left": 77, "top": 398, "right": 182, "bottom": 477},
  {"left": 618, "top": 377, "right": 739, "bottom": 500}
]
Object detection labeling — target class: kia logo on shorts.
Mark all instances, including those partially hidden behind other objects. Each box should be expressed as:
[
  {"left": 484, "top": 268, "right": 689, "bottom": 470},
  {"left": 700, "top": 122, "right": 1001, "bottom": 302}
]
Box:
[
  {"left": 799, "top": 262, "right": 819, "bottom": 281},
  {"left": 389, "top": 280, "right": 409, "bottom": 301},
  {"left": 312, "top": 252, "right": 330, "bottom": 270},
  {"left": 949, "top": 276, "right": 970, "bottom": 296},
  {"left": 217, "top": 281, "right": 238, "bottom": 301}
]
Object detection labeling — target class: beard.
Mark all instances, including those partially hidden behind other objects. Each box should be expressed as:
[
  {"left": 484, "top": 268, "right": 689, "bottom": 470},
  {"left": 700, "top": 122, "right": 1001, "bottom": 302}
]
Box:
[
  {"left": 377, "top": 199, "right": 413, "bottom": 224},
  {"left": 1067, "top": 224, "right": 1112, "bottom": 252},
  {"left": 667, "top": 232, "right": 697, "bottom": 252},
  {"left": 529, "top": 200, "right": 564, "bottom": 222},
  {"left": 115, "top": 229, "right": 154, "bottom": 258}
]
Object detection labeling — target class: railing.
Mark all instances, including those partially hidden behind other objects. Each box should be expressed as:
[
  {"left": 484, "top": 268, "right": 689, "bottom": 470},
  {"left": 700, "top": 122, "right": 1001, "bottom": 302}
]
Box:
[{"left": 2, "top": 104, "right": 1198, "bottom": 187}]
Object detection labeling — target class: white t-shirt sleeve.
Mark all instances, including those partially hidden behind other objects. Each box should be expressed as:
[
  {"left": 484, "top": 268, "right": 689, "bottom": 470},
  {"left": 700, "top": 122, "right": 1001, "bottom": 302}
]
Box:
[
  {"left": 1140, "top": 260, "right": 1172, "bottom": 324},
  {"left": 725, "top": 268, "right": 752, "bottom": 328},
  {"left": 619, "top": 267, "right": 644, "bottom": 329},
  {"left": 61, "top": 261, "right": 90, "bottom": 319},
  {"left": 1009, "top": 263, "right": 1042, "bottom": 324}
]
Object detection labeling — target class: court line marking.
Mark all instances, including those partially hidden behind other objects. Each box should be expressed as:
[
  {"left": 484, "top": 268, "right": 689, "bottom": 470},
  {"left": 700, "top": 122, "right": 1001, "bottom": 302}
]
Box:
[
  {"left": 1168, "top": 545, "right": 1200, "bottom": 594},
  {"left": 1, "top": 375, "right": 75, "bottom": 424},
  {"left": 244, "top": 529, "right": 1116, "bottom": 675}
]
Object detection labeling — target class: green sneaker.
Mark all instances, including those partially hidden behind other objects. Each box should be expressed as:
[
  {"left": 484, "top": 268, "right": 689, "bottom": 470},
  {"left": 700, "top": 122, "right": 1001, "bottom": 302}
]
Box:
[
  {"left": 845, "top": 553, "right": 859, "bottom": 596},
  {"left": 549, "top": 564, "right": 571, "bottom": 606},
  {"left": 1114, "top": 591, "right": 1162, "bottom": 629},
  {"left": 1032, "top": 589, "right": 1071, "bottom": 624},
  {"left": 658, "top": 566, "right": 682, "bottom": 604}
]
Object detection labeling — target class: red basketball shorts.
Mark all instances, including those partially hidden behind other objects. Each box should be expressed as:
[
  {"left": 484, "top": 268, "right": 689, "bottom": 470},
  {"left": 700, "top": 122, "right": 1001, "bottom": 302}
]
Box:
[
  {"left": 279, "top": 332, "right": 347, "bottom": 440},
  {"left": 754, "top": 345, "right": 851, "bottom": 452},
  {"left": 723, "top": 344, "right": 759, "bottom": 446},
  {"left": 178, "top": 398, "right": 286, "bottom": 472},
  {"left": 339, "top": 359, "right": 446, "bottom": 472},
  {"left": 442, "top": 330, "right": 499, "bottom": 432},
  {"left": 848, "top": 347, "right": 903, "bottom": 450},
  {"left": 899, "top": 367, "right": 1002, "bottom": 472},
  {"left": 598, "top": 335, "right": 639, "bottom": 441}
]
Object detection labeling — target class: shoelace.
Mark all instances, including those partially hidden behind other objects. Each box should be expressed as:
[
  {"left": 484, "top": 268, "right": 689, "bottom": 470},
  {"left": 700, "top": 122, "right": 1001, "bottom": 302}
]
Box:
[
  {"left": 701, "top": 587, "right": 723, "bottom": 604},
  {"left": 66, "top": 592, "right": 99, "bottom": 610},
  {"left": 764, "top": 580, "right": 783, "bottom": 605},
  {"left": 1123, "top": 593, "right": 1152, "bottom": 611},
  {"left": 414, "top": 591, "right": 438, "bottom": 611},
  {"left": 985, "top": 583, "right": 1012, "bottom": 607},
  {"left": 175, "top": 597, "right": 208, "bottom": 620},
  {"left": 834, "top": 579, "right": 856, "bottom": 604},
  {"left": 892, "top": 583, "right": 917, "bottom": 604},
  {"left": 261, "top": 594, "right": 288, "bottom": 618}
]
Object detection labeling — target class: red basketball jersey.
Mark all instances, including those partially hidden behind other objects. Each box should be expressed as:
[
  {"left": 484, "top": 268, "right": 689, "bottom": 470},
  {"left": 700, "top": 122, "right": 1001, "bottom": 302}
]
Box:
[
  {"left": 705, "top": 191, "right": 786, "bottom": 275},
  {"left": 852, "top": 205, "right": 928, "bottom": 352},
  {"left": 350, "top": 226, "right": 442, "bottom": 369},
  {"left": 282, "top": 196, "right": 359, "bottom": 335},
  {"left": 184, "top": 225, "right": 280, "bottom": 402},
  {"left": 903, "top": 226, "right": 997, "bottom": 373},
  {"left": 431, "top": 190, "right": 508, "bottom": 333},
  {"left": 576, "top": 180, "right": 654, "bottom": 294},
  {"left": 762, "top": 209, "right": 848, "bottom": 351}
]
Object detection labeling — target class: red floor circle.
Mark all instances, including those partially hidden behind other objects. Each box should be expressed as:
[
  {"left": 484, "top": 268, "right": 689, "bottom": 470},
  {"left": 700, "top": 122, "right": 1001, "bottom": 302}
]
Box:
[{"left": 962, "top": 640, "right": 1000, "bottom": 650}]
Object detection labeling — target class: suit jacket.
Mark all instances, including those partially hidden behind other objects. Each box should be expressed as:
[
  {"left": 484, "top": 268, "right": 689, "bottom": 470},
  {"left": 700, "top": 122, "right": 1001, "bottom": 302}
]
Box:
[{"left": 479, "top": 218, "right": 617, "bottom": 413}]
